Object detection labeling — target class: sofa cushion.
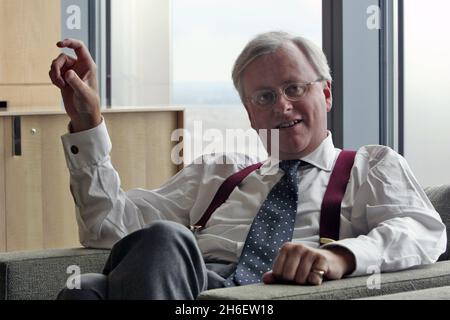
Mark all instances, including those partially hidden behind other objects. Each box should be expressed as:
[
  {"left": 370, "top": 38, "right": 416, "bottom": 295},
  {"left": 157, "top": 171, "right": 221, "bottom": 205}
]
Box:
[
  {"left": 358, "top": 285, "right": 450, "bottom": 300},
  {"left": 198, "top": 261, "right": 450, "bottom": 300},
  {"left": 425, "top": 185, "right": 450, "bottom": 261},
  {"left": 0, "top": 248, "right": 109, "bottom": 300}
]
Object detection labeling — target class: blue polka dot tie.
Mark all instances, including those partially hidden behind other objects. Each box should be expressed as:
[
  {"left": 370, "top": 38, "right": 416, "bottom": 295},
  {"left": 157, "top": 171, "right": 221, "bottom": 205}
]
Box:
[{"left": 224, "top": 160, "right": 302, "bottom": 286}]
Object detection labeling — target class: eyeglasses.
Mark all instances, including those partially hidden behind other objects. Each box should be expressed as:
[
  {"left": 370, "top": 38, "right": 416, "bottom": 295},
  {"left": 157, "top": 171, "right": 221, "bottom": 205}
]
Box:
[{"left": 246, "top": 78, "right": 325, "bottom": 108}]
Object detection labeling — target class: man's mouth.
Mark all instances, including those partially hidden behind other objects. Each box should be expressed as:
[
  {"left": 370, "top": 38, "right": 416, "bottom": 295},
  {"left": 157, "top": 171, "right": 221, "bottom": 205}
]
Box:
[{"left": 276, "top": 119, "right": 303, "bottom": 129}]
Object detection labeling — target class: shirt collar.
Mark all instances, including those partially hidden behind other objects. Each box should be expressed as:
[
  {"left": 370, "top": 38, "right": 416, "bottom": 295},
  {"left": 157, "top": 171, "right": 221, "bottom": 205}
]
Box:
[{"left": 260, "top": 131, "right": 336, "bottom": 176}]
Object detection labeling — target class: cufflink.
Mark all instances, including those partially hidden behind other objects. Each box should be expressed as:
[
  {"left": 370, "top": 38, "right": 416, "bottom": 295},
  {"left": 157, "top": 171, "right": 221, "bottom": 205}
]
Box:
[{"left": 70, "top": 146, "right": 79, "bottom": 154}]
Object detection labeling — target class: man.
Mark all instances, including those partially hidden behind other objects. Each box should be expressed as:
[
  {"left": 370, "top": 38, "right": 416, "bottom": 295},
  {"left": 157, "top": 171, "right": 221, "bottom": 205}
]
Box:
[{"left": 49, "top": 32, "right": 446, "bottom": 300}]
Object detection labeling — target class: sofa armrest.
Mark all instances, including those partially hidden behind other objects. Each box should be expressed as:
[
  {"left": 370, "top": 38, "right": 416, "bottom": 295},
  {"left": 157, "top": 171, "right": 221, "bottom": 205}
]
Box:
[
  {"left": 0, "top": 248, "right": 109, "bottom": 300},
  {"left": 424, "top": 185, "right": 450, "bottom": 261},
  {"left": 198, "top": 261, "right": 450, "bottom": 300},
  {"left": 358, "top": 285, "right": 450, "bottom": 300},
  {"left": 2, "top": 248, "right": 449, "bottom": 300}
]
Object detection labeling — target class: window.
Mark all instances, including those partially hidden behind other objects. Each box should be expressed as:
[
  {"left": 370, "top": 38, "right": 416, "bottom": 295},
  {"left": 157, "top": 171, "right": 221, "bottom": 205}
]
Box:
[
  {"left": 403, "top": 0, "right": 450, "bottom": 187},
  {"left": 172, "top": 0, "right": 322, "bottom": 163},
  {"left": 110, "top": 0, "right": 171, "bottom": 106},
  {"left": 108, "top": 0, "right": 322, "bottom": 164}
]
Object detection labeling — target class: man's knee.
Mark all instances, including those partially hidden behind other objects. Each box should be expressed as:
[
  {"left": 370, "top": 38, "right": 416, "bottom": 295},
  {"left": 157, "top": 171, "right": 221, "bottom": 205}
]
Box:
[
  {"left": 139, "top": 220, "right": 195, "bottom": 245},
  {"left": 57, "top": 273, "right": 108, "bottom": 300},
  {"left": 104, "top": 220, "right": 199, "bottom": 275},
  {"left": 110, "top": 221, "right": 192, "bottom": 253},
  {"left": 103, "top": 221, "right": 196, "bottom": 274}
]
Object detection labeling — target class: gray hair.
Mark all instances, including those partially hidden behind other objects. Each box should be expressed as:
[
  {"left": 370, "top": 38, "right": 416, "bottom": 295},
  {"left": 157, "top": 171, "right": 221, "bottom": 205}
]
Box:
[{"left": 232, "top": 31, "right": 332, "bottom": 103}]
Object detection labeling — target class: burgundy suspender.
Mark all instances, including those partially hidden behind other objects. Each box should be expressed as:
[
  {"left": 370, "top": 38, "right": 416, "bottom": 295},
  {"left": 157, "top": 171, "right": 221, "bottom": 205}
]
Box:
[
  {"left": 190, "top": 162, "right": 264, "bottom": 232},
  {"left": 319, "top": 150, "right": 357, "bottom": 245},
  {"left": 190, "top": 151, "right": 357, "bottom": 246}
]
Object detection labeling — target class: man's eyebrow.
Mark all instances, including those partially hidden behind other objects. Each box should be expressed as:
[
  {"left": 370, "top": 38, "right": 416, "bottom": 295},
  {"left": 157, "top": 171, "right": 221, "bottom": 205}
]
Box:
[
  {"left": 252, "top": 78, "right": 306, "bottom": 91},
  {"left": 253, "top": 85, "right": 274, "bottom": 92},
  {"left": 282, "top": 77, "right": 306, "bottom": 84}
]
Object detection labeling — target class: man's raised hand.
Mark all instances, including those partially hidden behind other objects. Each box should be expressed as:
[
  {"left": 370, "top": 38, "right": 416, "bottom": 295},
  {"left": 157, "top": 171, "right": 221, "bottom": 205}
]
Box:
[{"left": 49, "top": 39, "right": 101, "bottom": 132}]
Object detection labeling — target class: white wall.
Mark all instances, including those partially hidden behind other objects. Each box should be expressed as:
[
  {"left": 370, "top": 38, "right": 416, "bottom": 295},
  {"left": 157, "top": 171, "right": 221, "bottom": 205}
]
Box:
[
  {"left": 404, "top": 0, "right": 450, "bottom": 187},
  {"left": 111, "top": 0, "right": 171, "bottom": 106}
]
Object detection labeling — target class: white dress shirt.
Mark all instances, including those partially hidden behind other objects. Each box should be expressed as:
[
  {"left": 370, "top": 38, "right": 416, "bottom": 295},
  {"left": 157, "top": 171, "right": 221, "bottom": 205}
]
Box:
[{"left": 61, "top": 120, "right": 447, "bottom": 277}]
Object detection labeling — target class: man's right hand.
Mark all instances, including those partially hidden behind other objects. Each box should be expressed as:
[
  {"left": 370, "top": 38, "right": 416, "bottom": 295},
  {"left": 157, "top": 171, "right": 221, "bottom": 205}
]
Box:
[{"left": 49, "top": 38, "right": 101, "bottom": 133}]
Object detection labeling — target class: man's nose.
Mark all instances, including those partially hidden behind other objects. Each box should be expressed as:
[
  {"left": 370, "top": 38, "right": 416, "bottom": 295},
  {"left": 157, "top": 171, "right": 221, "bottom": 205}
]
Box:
[{"left": 273, "top": 93, "right": 293, "bottom": 114}]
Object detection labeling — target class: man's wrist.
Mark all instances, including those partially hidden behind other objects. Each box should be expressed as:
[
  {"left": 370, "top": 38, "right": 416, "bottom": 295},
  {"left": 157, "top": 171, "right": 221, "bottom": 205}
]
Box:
[
  {"left": 70, "top": 114, "right": 102, "bottom": 133},
  {"left": 325, "top": 246, "right": 356, "bottom": 276}
]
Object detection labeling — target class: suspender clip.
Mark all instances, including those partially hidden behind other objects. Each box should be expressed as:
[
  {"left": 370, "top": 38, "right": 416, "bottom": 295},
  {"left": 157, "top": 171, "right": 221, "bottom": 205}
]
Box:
[
  {"left": 319, "top": 237, "right": 336, "bottom": 245},
  {"left": 189, "top": 225, "right": 203, "bottom": 234}
]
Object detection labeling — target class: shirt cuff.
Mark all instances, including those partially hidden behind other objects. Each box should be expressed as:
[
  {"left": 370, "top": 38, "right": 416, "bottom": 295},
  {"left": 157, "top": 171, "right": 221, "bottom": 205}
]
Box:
[
  {"left": 321, "top": 237, "right": 382, "bottom": 277},
  {"left": 60, "top": 118, "right": 112, "bottom": 172}
]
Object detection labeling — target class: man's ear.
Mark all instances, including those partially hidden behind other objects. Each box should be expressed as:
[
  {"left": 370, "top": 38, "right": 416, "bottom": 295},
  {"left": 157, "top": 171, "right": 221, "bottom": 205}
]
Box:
[{"left": 323, "top": 80, "right": 333, "bottom": 112}]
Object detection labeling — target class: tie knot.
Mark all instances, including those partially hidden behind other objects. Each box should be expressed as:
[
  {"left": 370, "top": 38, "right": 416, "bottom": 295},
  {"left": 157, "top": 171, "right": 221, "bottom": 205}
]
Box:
[{"left": 279, "top": 160, "right": 302, "bottom": 175}]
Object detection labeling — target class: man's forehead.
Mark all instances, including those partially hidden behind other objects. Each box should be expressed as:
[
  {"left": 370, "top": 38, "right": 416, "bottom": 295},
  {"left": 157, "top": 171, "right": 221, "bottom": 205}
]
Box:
[
  {"left": 242, "top": 44, "right": 316, "bottom": 89},
  {"left": 255, "top": 44, "right": 305, "bottom": 66}
]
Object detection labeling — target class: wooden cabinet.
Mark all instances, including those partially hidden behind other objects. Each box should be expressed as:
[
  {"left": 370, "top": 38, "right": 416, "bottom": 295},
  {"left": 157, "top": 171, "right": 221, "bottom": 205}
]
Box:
[
  {"left": 0, "top": 0, "right": 61, "bottom": 109},
  {"left": 0, "top": 108, "right": 184, "bottom": 252}
]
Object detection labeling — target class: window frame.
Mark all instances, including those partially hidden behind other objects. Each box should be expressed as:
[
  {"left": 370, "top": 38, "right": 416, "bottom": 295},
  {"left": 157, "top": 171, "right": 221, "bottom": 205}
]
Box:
[{"left": 91, "top": 0, "right": 404, "bottom": 153}]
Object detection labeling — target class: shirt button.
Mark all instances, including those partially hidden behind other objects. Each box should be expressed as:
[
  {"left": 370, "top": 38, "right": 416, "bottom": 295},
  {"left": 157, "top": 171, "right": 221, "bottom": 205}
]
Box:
[{"left": 71, "top": 146, "right": 79, "bottom": 154}]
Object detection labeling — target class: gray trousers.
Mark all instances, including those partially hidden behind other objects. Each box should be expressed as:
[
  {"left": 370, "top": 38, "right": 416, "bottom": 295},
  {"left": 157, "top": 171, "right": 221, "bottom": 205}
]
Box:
[{"left": 57, "top": 220, "right": 236, "bottom": 300}]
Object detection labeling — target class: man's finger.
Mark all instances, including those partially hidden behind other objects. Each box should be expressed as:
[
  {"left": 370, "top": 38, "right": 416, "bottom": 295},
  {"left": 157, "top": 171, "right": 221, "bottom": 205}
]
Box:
[
  {"left": 271, "top": 250, "right": 287, "bottom": 279},
  {"left": 64, "top": 70, "right": 89, "bottom": 97},
  {"left": 294, "top": 251, "right": 316, "bottom": 284},
  {"left": 50, "top": 53, "right": 77, "bottom": 88},
  {"left": 262, "top": 271, "right": 276, "bottom": 284},
  {"left": 57, "top": 38, "right": 93, "bottom": 63},
  {"left": 307, "top": 270, "right": 324, "bottom": 286},
  {"left": 49, "top": 69, "right": 61, "bottom": 88},
  {"left": 281, "top": 253, "right": 301, "bottom": 282},
  {"left": 307, "top": 257, "right": 328, "bottom": 285}
]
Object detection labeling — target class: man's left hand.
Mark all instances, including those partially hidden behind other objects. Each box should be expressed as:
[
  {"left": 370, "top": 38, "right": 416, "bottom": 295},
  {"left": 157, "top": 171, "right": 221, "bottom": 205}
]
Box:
[{"left": 262, "top": 243, "right": 356, "bottom": 285}]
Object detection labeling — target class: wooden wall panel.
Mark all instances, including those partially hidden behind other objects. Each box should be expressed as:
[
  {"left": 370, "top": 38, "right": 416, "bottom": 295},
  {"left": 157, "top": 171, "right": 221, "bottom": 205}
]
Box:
[
  {"left": 5, "top": 116, "right": 44, "bottom": 251},
  {"left": 144, "top": 112, "right": 179, "bottom": 189},
  {"left": 0, "top": 0, "right": 61, "bottom": 84},
  {"left": 106, "top": 114, "right": 148, "bottom": 190},
  {"left": 105, "top": 112, "right": 179, "bottom": 191},
  {"left": 0, "top": 118, "right": 6, "bottom": 251},
  {"left": 0, "top": 85, "right": 61, "bottom": 110},
  {"left": 1, "top": 110, "right": 182, "bottom": 252},
  {"left": 39, "top": 115, "right": 79, "bottom": 249},
  {"left": 4, "top": 115, "right": 78, "bottom": 251}
]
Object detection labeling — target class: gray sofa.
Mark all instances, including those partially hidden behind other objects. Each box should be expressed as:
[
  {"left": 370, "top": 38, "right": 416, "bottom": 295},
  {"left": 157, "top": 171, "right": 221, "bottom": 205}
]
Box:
[{"left": 1, "top": 185, "right": 449, "bottom": 300}]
